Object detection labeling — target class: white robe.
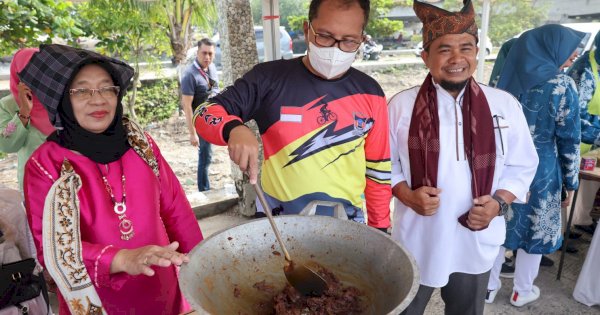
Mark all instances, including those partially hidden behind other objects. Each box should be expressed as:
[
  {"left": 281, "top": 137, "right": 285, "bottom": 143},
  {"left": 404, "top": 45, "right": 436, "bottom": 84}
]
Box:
[{"left": 388, "top": 80, "right": 538, "bottom": 287}]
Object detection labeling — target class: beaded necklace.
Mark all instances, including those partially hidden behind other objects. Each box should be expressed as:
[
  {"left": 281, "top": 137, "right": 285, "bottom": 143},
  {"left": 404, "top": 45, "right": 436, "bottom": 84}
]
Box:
[{"left": 95, "top": 161, "right": 134, "bottom": 241}]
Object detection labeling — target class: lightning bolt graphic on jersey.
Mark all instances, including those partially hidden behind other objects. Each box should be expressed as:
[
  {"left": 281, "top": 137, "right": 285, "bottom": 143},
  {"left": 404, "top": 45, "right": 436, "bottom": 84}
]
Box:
[{"left": 284, "top": 119, "right": 374, "bottom": 167}]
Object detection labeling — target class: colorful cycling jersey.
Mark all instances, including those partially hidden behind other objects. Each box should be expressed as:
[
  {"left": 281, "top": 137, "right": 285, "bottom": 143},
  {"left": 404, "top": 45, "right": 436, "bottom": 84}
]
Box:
[{"left": 194, "top": 57, "right": 391, "bottom": 228}]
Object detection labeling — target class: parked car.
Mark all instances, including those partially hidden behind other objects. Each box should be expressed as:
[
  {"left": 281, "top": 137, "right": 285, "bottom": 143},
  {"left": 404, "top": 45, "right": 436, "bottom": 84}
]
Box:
[
  {"left": 413, "top": 29, "right": 493, "bottom": 57},
  {"left": 186, "top": 26, "right": 294, "bottom": 67}
]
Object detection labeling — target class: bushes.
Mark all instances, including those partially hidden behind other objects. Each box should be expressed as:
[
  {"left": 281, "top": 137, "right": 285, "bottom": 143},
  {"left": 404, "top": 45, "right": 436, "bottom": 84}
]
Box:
[
  {"left": 133, "top": 79, "right": 179, "bottom": 126},
  {"left": 410, "top": 34, "right": 423, "bottom": 46}
]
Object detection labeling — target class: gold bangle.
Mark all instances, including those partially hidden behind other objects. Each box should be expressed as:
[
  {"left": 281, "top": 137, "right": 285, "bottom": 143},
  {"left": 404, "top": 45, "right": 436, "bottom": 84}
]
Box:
[{"left": 18, "top": 113, "right": 30, "bottom": 121}]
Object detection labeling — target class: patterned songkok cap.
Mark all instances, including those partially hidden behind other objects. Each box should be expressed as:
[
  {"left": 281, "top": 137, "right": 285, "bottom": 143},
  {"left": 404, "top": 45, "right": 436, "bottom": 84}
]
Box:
[{"left": 414, "top": 0, "right": 478, "bottom": 49}]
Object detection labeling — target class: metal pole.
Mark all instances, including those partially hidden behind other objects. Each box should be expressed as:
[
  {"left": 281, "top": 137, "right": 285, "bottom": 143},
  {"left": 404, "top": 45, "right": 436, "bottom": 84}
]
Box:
[
  {"left": 262, "top": 0, "right": 281, "bottom": 62},
  {"left": 476, "top": 0, "right": 491, "bottom": 82},
  {"left": 557, "top": 186, "right": 580, "bottom": 280}
]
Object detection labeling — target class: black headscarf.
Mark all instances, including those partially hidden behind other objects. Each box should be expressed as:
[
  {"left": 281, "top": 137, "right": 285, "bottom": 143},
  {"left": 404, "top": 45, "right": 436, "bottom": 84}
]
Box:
[
  {"left": 47, "top": 60, "right": 130, "bottom": 164},
  {"left": 19, "top": 45, "right": 135, "bottom": 164}
]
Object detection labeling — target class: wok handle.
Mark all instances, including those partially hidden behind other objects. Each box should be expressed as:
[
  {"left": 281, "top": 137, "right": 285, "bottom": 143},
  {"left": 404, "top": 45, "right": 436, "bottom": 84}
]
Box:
[{"left": 252, "top": 183, "right": 292, "bottom": 262}]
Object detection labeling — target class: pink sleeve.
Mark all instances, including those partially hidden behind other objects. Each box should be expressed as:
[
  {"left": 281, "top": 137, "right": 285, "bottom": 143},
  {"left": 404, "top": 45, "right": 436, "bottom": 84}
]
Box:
[
  {"left": 23, "top": 155, "right": 129, "bottom": 290},
  {"left": 85, "top": 242, "right": 130, "bottom": 289},
  {"left": 23, "top": 155, "right": 57, "bottom": 270},
  {"left": 363, "top": 96, "right": 392, "bottom": 228},
  {"left": 147, "top": 135, "right": 203, "bottom": 253}
]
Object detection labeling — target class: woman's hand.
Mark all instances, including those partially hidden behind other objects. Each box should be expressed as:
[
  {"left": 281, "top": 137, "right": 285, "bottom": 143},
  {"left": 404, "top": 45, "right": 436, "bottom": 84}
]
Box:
[
  {"left": 110, "top": 241, "right": 190, "bottom": 276},
  {"left": 561, "top": 190, "right": 574, "bottom": 208},
  {"left": 17, "top": 82, "right": 33, "bottom": 115}
]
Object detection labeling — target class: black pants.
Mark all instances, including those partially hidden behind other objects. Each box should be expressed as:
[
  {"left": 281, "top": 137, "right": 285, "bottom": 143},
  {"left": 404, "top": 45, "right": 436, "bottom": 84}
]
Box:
[{"left": 400, "top": 271, "right": 490, "bottom": 315}]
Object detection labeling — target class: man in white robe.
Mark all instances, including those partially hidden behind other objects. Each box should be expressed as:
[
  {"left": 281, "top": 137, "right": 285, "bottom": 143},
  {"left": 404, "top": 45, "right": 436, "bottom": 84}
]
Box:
[{"left": 388, "top": 1, "right": 538, "bottom": 314}]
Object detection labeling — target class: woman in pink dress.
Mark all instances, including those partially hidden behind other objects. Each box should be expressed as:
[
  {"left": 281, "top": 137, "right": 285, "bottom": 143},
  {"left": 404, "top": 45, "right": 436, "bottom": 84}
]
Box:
[{"left": 20, "top": 44, "right": 203, "bottom": 315}]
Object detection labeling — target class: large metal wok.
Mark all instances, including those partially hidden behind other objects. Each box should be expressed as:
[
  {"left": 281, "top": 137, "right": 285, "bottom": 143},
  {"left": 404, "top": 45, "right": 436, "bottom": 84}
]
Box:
[{"left": 179, "top": 215, "right": 419, "bottom": 314}]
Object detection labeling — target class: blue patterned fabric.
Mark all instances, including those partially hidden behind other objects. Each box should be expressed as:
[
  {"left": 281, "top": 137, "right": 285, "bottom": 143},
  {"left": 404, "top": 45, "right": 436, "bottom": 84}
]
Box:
[
  {"left": 568, "top": 51, "right": 600, "bottom": 145},
  {"left": 504, "top": 74, "right": 581, "bottom": 254},
  {"left": 498, "top": 24, "right": 586, "bottom": 98},
  {"left": 488, "top": 38, "right": 516, "bottom": 87}
]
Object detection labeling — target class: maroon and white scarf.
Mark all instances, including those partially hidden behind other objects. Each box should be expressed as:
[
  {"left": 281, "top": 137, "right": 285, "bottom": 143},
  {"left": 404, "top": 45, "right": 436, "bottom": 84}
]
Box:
[{"left": 408, "top": 74, "right": 496, "bottom": 199}]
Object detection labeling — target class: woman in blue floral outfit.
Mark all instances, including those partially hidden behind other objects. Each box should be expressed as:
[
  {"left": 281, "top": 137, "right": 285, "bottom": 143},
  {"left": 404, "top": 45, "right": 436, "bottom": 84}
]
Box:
[{"left": 485, "top": 24, "right": 586, "bottom": 307}]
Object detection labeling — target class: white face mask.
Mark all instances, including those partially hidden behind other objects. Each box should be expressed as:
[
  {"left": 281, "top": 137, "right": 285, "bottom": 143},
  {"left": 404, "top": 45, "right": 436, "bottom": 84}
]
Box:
[{"left": 307, "top": 42, "right": 356, "bottom": 79}]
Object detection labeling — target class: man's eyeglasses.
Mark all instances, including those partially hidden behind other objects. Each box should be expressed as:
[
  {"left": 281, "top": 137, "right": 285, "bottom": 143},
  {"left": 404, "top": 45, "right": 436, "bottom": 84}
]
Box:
[
  {"left": 309, "top": 23, "right": 363, "bottom": 53},
  {"left": 69, "top": 86, "right": 120, "bottom": 100}
]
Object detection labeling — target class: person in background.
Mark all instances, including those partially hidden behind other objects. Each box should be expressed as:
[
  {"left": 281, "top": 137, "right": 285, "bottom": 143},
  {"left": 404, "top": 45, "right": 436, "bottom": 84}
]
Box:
[
  {"left": 489, "top": 36, "right": 559, "bottom": 274},
  {"left": 488, "top": 38, "right": 516, "bottom": 87},
  {"left": 0, "top": 48, "right": 54, "bottom": 190},
  {"left": 486, "top": 24, "right": 585, "bottom": 307},
  {"left": 388, "top": 1, "right": 538, "bottom": 314},
  {"left": 194, "top": 0, "right": 391, "bottom": 230},
  {"left": 568, "top": 31, "right": 600, "bottom": 236},
  {"left": 181, "top": 38, "right": 220, "bottom": 192},
  {"left": 20, "top": 44, "right": 202, "bottom": 315}
]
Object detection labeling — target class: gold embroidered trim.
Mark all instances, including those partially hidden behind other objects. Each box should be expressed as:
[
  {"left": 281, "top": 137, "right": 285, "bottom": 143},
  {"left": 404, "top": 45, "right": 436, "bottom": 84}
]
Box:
[
  {"left": 69, "top": 296, "right": 104, "bottom": 315},
  {"left": 47, "top": 159, "right": 92, "bottom": 290},
  {"left": 123, "top": 117, "right": 159, "bottom": 178}
]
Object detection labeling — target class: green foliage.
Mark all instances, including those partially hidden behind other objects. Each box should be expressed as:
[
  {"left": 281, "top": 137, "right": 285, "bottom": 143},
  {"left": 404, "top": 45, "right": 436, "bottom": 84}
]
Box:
[
  {"left": 251, "top": 0, "right": 309, "bottom": 30},
  {"left": 288, "top": 15, "right": 307, "bottom": 33},
  {"left": 78, "top": 0, "right": 169, "bottom": 61},
  {"left": 442, "top": 0, "right": 549, "bottom": 45},
  {"left": 366, "top": 18, "right": 403, "bottom": 39},
  {"left": 133, "top": 79, "right": 179, "bottom": 126},
  {"left": 488, "top": 0, "right": 549, "bottom": 44},
  {"left": 366, "top": 0, "right": 404, "bottom": 38},
  {"left": 139, "top": 0, "right": 217, "bottom": 65},
  {"left": 0, "top": 0, "right": 85, "bottom": 55},
  {"left": 78, "top": 0, "right": 172, "bottom": 118},
  {"left": 281, "top": 0, "right": 404, "bottom": 38}
]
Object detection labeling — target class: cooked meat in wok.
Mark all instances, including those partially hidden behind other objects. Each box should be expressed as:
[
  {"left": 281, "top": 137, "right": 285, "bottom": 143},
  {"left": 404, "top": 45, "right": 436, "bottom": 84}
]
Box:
[{"left": 256, "top": 266, "right": 364, "bottom": 315}]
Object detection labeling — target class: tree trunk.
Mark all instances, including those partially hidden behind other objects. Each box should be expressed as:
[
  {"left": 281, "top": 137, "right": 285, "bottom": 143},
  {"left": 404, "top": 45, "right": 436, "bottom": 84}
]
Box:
[
  {"left": 216, "top": 0, "right": 261, "bottom": 216},
  {"left": 170, "top": 36, "right": 186, "bottom": 65},
  {"left": 127, "top": 57, "right": 140, "bottom": 121},
  {"left": 166, "top": 8, "right": 194, "bottom": 113}
]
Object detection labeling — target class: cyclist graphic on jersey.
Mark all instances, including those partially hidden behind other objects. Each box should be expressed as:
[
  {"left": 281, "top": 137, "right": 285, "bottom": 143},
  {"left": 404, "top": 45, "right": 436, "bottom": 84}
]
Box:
[{"left": 317, "top": 103, "right": 338, "bottom": 125}]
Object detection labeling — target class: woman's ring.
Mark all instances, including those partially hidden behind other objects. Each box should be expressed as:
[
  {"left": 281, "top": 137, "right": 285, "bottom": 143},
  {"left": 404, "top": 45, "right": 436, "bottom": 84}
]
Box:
[{"left": 143, "top": 256, "right": 149, "bottom": 266}]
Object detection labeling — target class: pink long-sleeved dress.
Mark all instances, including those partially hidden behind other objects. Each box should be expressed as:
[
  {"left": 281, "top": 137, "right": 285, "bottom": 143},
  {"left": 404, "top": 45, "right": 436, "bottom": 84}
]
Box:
[{"left": 24, "top": 135, "right": 203, "bottom": 315}]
